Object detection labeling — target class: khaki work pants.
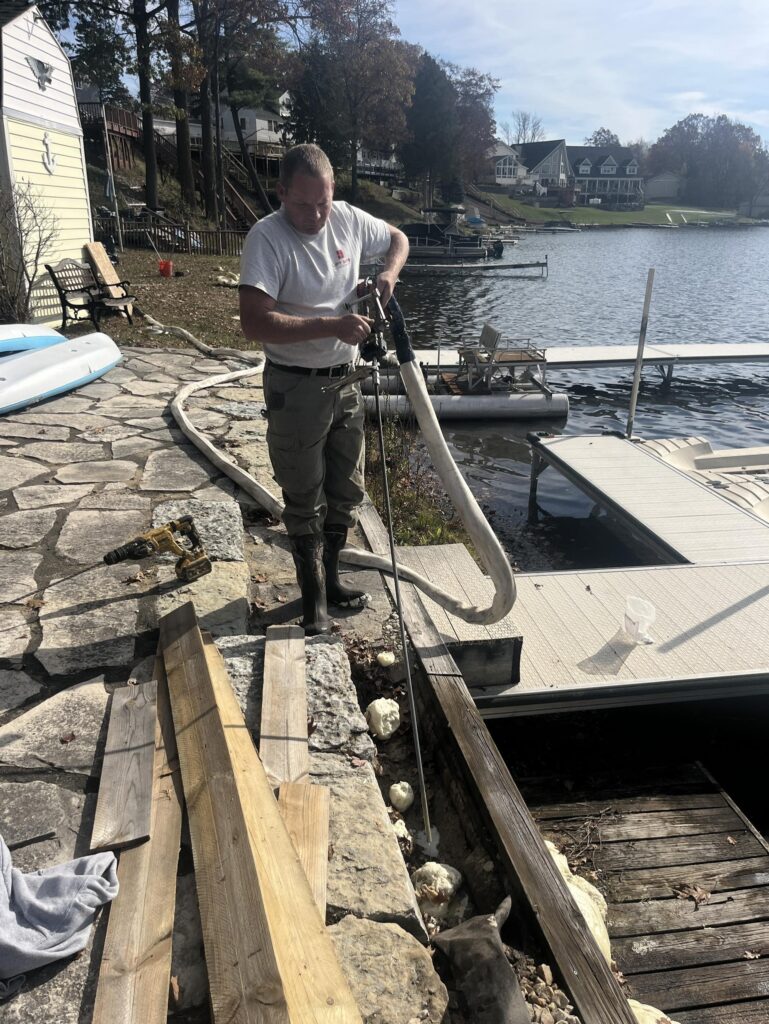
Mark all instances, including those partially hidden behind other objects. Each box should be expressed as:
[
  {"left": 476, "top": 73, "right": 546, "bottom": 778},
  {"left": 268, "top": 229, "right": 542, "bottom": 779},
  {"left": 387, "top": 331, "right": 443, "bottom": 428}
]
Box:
[{"left": 264, "top": 363, "right": 365, "bottom": 537}]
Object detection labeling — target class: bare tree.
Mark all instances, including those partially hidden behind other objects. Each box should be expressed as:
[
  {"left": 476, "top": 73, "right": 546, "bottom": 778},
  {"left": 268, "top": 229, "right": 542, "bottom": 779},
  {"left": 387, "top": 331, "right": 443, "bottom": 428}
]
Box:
[
  {"left": 0, "top": 182, "right": 59, "bottom": 324},
  {"left": 498, "top": 119, "right": 513, "bottom": 146},
  {"left": 512, "top": 109, "right": 544, "bottom": 144}
]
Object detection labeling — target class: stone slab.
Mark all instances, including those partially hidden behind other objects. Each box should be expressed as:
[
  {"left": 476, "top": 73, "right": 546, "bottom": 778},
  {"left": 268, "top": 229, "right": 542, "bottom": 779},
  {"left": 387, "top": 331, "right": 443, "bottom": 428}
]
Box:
[
  {"left": 79, "top": 381, "right": 122, "bottom": 400},
  {"left": 127, "top": 417, "right": 173, "bottom": 431},
  {"left": 157, "top": 561, "right": 250, "bottom": 636},
  {"left": 139, "top": 446, "right": 214, "bottom": 491},
  {"left": 186, "top": 410, "right": 228, "bottom": 431},
  {"left": 152, "top": 498, "right": 244, "bottom": 560},
  {"left": 78, "top": 423, "right": 140, "bottom": 443},
  {"left": 0, "top": 508, "right": 58, "bottom": 548},
  {"left": 13, "top": 485, "right": 95, "bottom": 510},
  {"left": 121, "top": 379, "right": 177, "bottom": 397},
  {"left": 36, "top": 395, "right": 94, "bottom": 412},
  {"left": 56, "top": 460, "right": 138, "bottom": 484},
  {"left": 97, "top": 396, "right": 167, "bottom": 416},
  {"left": 0, "top": 670, "right": 43, "bottom": 715},
  {"left": 10, "top": 441, "right": 108, "bottom": 464},
  {"left": 56, "top": 509, "right": 150, "bottom": 564},
  {"left": 8, "top": 412, "right": 117, "bottom": 431},
  {"left": 0, "top": 455, "right": 48, "bottom": 492},
  {"left": 329, "top": 916, "right": 447, "bottom": 1022},
  {"left": 0, "top": 551, "right": 41, "bottom": 603},
  {"left": 112, "top": 435, "right": 164, "bottom": 458},
  {"left": 36, "top": 565, "right": 143, "bottom": 675},
  {"left": 0, "top": 607, "right": 33, "bottom": 666},
  {"left": 77, "top": 490, "right": 150, "bottom": 510},
  {"left": 0, "top": 677, "right": 108, "bottom": 775},
  {"left": 0, "top": 779, "right": 88, "bottom": 870},
  {"left": 312, "top": 752, "right": 427, "bottom": 941},
  {"left": 0, "top": 422, "right": 70, "bottom": 441},
  {"left": 104, "top": 366, "right": 138, "bottom": 384}
]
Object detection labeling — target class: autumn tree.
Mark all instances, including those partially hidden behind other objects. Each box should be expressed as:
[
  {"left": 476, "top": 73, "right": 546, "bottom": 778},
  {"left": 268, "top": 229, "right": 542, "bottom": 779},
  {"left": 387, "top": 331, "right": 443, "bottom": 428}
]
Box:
[
  {"left": 511, "top": 109, "right": 544, "bottom": 143},
  {"left": 584, "top": 127, "right": 620, "bottom": 147},
  {"left": 398, "top": 53, "right": 458, "bottom": 187},
  {"left": 447, "top": 63, "right": 499, "bottom": 183}
]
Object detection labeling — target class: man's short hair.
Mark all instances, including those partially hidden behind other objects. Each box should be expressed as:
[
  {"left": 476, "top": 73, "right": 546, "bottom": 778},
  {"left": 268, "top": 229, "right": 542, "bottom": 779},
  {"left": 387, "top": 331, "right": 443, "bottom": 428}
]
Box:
[{"left": 280, "top": 144, "right": 334, "bottom": 187}]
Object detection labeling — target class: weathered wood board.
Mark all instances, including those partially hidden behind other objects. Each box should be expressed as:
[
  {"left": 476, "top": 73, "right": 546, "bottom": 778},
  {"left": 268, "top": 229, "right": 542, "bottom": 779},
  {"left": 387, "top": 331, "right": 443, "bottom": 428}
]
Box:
[
  {"left": 260, "top": 625, "right": 310, "bottom": 787},
  {"left": 278, "top": 782, "right": 330, "bottom": 919}
]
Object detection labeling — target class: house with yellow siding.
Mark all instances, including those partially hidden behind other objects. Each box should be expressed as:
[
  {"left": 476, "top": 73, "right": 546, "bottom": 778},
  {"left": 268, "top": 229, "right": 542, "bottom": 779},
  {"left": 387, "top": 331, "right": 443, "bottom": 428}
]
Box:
[{"left": 0, "top": 0, "right": 92, "bottom": 322}]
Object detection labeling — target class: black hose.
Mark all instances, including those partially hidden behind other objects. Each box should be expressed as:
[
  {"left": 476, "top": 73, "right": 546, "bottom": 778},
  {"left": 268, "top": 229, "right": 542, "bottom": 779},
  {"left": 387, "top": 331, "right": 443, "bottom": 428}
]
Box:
[{"left": 385, "top": 294, "right": 415, "bottom": 365}]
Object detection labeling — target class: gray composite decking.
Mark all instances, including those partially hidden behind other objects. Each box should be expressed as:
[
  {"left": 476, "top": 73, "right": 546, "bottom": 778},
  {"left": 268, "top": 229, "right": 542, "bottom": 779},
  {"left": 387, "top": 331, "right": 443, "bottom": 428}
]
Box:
[
  {"left": 396, "top": 544, "right": 769, "bottom": 715},
  {"left": 528, "top": 434, "right": 769, "bottom": 564}
]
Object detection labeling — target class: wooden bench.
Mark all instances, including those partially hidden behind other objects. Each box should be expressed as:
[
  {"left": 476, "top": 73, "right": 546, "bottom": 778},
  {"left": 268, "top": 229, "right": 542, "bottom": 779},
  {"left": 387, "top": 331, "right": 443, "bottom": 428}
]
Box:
[{"left": 45, "top": 258, "right": 135, "bottom": 331}]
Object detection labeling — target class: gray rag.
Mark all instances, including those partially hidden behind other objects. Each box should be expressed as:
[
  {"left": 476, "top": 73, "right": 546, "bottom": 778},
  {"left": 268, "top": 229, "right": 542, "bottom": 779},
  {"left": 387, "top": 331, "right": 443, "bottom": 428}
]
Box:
[{"left": 0, "top": 833, "right": 118, "bottom": 981}]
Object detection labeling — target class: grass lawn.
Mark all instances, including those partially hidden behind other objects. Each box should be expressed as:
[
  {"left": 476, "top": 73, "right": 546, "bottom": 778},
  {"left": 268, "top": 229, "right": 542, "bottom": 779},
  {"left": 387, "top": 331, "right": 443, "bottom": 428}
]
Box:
[{"left": 477, "top": 191, "right": 749, "bottom": 227}]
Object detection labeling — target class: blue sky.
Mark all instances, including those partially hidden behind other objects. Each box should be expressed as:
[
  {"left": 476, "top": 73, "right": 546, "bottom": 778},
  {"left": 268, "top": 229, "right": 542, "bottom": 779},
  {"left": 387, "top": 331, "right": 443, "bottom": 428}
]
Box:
[{"left": 392, "top": 0, "right": 769, "bottom": 145}]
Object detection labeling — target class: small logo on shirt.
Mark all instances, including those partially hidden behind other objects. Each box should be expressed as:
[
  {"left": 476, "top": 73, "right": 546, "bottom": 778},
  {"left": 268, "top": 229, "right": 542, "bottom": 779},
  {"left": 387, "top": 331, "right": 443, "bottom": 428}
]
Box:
[
  {"left": 334, "top": 247, "right": 351, "bottom": 269},
  {"left": 336, "top": 249, "right": 345, "bottom": 260}
]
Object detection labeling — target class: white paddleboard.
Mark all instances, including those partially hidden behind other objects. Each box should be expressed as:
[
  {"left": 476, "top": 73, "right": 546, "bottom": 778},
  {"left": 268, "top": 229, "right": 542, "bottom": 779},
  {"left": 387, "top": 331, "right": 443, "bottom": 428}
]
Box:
[
  {"left": 0, "top": 332, "right": 122, "bottom": 415},
  {"left": 0, "top": 324, "right": 67, "bottom": 354}
]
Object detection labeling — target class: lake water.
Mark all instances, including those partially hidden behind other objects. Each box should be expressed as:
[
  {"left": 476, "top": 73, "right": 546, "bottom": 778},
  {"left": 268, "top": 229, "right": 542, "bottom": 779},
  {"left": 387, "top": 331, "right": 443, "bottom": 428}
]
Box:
[{"left": 395, "top": 227, "right": 769, "bottom": 571}]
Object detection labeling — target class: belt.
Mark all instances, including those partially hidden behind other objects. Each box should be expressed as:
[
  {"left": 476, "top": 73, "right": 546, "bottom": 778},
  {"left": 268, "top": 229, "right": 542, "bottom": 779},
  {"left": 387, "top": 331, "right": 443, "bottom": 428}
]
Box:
[{"left": 268, "top": 360, "right": 352, "bottom": 378}]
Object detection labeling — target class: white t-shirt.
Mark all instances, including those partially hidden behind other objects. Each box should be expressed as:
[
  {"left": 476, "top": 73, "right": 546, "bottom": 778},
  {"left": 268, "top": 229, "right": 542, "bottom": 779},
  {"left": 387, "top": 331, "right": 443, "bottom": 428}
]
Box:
[{"left": 239, "top": 201, "right": 392, "bottom": 368}]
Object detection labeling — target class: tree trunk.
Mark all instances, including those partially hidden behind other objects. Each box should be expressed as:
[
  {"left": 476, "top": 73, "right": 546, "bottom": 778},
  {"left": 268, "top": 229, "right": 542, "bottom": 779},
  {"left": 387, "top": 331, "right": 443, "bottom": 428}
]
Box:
[
  {"left": 167, "top": 0, "right": 197, "bottom": 209},
  {"left": 230, "top": 102, "right": 273, "bottom": 214},
  {"left": 350, "top": 138, "right": 358, "bottom": 202},
  {"left": 212, "top": 28, "right": 227, "bottom": 228},
  {"left": 199, "top": 72, "right": 218, "bottom": 222},
  {"left": 133, "top": 0, "right": 158, "bottom": 210}
]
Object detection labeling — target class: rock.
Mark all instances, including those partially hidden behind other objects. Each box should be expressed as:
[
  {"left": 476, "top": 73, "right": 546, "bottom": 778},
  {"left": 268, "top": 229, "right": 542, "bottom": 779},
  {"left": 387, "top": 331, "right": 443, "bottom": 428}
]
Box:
[
  {"left": 0, "top": 508, "right": 58, "bottom": 547},
  {"left": 56, "top": 460, "right": 139, "bottom": 484},
  {"left": 366, "top": 697, "right": 400, "bottom": 740},
  {"left": 0, "top": 454, "right": 48, "bottom": 492},
  {"left": 170, "top": 872, "right": 207, "bottom": 1011},
  {"left": 13, "top": 484, "right": 94, "bottom": 509},
  {"left": 140, "top": 447, "right": 214, "bottom": 491},
  {"left": 152, "top": 499, "right": 244, "bottom": 561},
  {"left": 0, "top": 551, "right": 40, "bottom": 603},
  {"left": 0, "top": 779, "right": 88, "bottom": 869},
  {"left": 78, "top": 423, "right": 140, "bottom": 443},
  {"left": 36, "top": 565, "right": 144, "bottom": 674},
  {"left": 121, "top": 379, "right": 177, "bottom": 397},
  {"left": 9, "top": 441, "right": 108, "bottom": 463},
  {"left": 0, "top": 422, "right": 70, "bottom": 441},
  {"left": 411, "top": 862, "right": 462, "bottom": 921},
  {"left": 56, "top": 509, "right": 150, "bottom": 564},
  {"left": 389, "top": 781, "right": 415, "bottom": 813},
  {"left": 77, "top": 490, "right": 150, "bottom": 510},
  {"left": 0, "top": 669, "right": 42, "bottom": 715},
  {"left": 104, "top": 366, "right": 138, "bottom": 383},
  {"left": 126, "top": 417, "right": 172, "bottom": 431},
  {"left": 0, "top": 610, "right": 32, "bottom": 666},
  {"left": 306, "top": 639, "right": 376, "bottom": 761},
  {"left": 9, "top": 412, "right": 116, "bottom": 431},
  {"left": 36, "top": 395, "right": 93, "bottom": 412},
  {"left": 156, "top": 560, "right": 250, "bottom": 636},
  {"left": 112, "top": 435, "right": 164, "bottom": 458},
  {"left": 79, "top": 381, "right": 122, "bottom": 400},
  {"left": 312, "top": 753, "right": 427, "bottom": 941},
  {"left": 329, "top": 916, "right": 447, "bottom": 1023},
  {"left": 0, "top": 677, "right": 108, "bottom": 775},
  {"left": 97, "top": 396, "right": 167, "bottom": 416},
  {"left": 187, "top": 409, "right": 228, "bottom": 431},
  {"left": 376, "top": 651, "right": 396, "bottom": 668}
]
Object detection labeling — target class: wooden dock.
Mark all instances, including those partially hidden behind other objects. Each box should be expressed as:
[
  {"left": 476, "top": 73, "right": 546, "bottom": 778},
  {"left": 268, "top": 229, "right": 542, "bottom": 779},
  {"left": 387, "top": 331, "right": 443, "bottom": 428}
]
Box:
[
  {"left": 525, "top": 765, "right": 769, "bottom": 1024},
  {"left": 527, "top": 434, "right": 769, "bottom": 564}
]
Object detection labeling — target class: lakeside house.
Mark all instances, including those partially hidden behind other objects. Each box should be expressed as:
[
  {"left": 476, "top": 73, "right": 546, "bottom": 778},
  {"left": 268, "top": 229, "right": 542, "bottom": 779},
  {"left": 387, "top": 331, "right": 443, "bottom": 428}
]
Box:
[
  {"left": 644, "top": 170, "right": 684, "bottom": 202},
  {"left": 566, "top": 146, "right": 644, "bottom": 209}
]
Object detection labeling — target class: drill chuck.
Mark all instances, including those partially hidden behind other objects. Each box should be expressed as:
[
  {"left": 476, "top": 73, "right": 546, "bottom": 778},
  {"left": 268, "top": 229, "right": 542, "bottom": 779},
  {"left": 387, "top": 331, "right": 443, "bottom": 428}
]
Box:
[{"left": 104, "top": 539, "right": 154, "bottom": 565}]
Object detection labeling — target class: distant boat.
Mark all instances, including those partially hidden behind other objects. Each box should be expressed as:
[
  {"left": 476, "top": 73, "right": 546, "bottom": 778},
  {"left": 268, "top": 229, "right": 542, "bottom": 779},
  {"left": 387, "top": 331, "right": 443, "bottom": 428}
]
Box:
[
  {"left": 399, "top": 257, "right": 548, "bottom": 277},
  {"left": 0, "top": 328, "right": 121, "bottom": 415}
]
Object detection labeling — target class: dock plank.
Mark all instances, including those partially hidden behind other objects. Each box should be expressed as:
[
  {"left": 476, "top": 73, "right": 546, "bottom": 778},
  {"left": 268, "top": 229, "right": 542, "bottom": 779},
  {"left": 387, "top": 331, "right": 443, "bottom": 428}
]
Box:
[
  {"left": 629, "top": 959, "right": 769, "bottom": 1012},
  {"left": 609, "top": 886, "right": 769, "bottom": 936},
  {"left": 675, "top": 1000, "right": 769, "bottom": 1023},
  {"left": 544, "top": 805, "right": 741, "bottom": 842},
  {"left": 590, "top": 830, "right": 765, "bottom": 871},
  {"left": 613, "top": 919, "right": 769, "bottom": 972},
  {"left": 605, "top": 857, "right": 769, "bottom": 902}
]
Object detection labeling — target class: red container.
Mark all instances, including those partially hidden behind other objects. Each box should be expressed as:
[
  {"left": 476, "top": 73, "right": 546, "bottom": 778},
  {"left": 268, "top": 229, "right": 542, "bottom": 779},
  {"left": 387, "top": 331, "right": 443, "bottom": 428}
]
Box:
[{"left": 158, "top": 259, "right": 174, "bottom": 278}]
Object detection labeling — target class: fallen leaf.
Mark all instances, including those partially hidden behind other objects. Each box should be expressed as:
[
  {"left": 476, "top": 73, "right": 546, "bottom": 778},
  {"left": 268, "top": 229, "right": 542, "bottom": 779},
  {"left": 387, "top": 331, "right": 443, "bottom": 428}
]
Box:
[
  {"left": 727, "top": 836, "right": 737, "bottom": 846},
  {"left": 169, "top": 975, "right": 181, "bottom": 1004},
  {"left": 349, "top": 757, "right": 367, "bottom": 768},
  {"left": 743, "top": 950, "right": 761, "bottom": 959},
  {"left": 25, "top": 597, "right": 45, "bottom": 609},
  {"left": 276, "top": 593, "right": 287, "bottom": 603},
  {"left": 59, "top": 732, "right": 76, "bottom": 745},
  {"left": 672, "top": 884, "right": 711, "bottom": 907}
]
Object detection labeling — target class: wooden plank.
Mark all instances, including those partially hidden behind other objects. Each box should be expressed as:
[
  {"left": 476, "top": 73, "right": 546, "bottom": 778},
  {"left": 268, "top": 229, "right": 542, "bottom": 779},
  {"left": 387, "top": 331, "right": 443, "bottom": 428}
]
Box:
[
  {"left": 605, "top": 857, "right": 769, "bottom": 903},
  {"left": 91, "top": 680, "right": 157, "bottom": 851},
  {"left": 542, "top": 806, "right": 742, "bottom": 842},
  {"left": 260, "top": 625, "right": 309, "bottom": 787},
  {"left": 609, "top": 886, "right": 769, "bottom": 936},
  {"left": 92, "top": 660, "right": 182, "bottom": 1024},
  {"left": 278, "top": 782, "right": 330, "bottom": 920},
  {"left": 629, "top": 958, "right": 769, "bottom": 1012},
  {"left": 160, "top": 603, "right": 361, "bottom": 1024},
  {"left": 532, "top": 792, "right": 726, "bottom": 820},
  {"left": 613, "top": 919, "right": 769, "bottom": 973},
  {"left": 84, "top": 240, "right": 134, "bottom": 311},
  {"left": 675, "top": 1000, "right": 769, "bottom": 1023},
  {"left": 592, "top": 830, "right": 765, "bottom": 871}
]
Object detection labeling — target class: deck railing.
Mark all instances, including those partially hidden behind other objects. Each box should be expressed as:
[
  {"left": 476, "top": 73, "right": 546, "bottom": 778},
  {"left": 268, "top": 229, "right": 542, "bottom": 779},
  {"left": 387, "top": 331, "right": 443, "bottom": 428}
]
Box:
[{"left": 94, "top": 218, "right": 248, "bottom": 257}]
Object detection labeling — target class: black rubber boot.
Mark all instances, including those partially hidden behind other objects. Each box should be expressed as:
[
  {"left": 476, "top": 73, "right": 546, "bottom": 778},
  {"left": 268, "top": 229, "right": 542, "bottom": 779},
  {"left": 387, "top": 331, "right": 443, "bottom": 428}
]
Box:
[
  {"left": 323, "top": 525, "right": 369, "bottom": 607},
  {"left": 289, "top": 534, "right": 331, "bottom": 636}
]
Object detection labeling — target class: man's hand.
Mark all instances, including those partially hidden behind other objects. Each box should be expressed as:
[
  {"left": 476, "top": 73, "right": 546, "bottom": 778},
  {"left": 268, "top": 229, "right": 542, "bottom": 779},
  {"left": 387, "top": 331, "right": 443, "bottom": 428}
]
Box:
[
  {"left": 336, "top": 313, "right": 373, "bottom": 346},
  {"left": 376, "top": 270, "right": 398, "bottom": 307}
]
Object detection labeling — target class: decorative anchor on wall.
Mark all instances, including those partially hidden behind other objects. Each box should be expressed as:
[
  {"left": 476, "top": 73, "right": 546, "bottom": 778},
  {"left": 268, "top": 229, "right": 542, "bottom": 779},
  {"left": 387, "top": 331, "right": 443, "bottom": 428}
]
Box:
[{"left": 42, "top": 133, "right": 56, "bottom": 174}]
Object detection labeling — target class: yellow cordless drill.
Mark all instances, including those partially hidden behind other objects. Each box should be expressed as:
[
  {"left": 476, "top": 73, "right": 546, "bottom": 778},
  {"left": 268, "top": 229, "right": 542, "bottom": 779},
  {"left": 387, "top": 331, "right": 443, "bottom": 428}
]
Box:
[{"left": 103, "top": 515, "right": 212, "bottom": 583}]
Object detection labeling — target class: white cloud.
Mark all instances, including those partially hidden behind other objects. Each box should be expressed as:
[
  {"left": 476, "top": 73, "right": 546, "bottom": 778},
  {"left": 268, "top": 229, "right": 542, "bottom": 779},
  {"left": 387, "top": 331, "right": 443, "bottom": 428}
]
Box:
[{"left": 393, "top": 0, "right": 769, "bottom": 142}]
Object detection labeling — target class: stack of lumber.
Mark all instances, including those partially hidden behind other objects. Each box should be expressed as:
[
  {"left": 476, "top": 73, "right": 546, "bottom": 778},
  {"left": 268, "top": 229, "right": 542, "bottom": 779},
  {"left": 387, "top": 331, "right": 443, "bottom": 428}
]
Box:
[{"left": 88, "top": 603, "right": 360, "bottom": 1024}]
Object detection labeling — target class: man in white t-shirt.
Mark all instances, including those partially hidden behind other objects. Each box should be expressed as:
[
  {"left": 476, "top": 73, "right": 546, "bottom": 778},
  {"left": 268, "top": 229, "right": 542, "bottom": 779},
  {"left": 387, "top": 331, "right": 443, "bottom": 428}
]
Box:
[{"left": 239, "top": 143, "right": 409, "bottom": 635}]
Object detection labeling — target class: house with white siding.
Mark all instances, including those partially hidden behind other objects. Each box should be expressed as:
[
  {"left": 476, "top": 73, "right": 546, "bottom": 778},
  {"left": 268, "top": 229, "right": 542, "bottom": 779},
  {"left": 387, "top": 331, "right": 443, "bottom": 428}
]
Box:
[{"left": 1, "top": 0, "right": 92, "bottom": 322}]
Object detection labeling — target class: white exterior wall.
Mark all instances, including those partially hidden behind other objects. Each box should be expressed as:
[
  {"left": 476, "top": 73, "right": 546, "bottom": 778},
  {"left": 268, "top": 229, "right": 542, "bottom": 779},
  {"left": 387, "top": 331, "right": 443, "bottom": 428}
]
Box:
[{"left": 1, "top": 7, "right": 92, "bottom": 323}]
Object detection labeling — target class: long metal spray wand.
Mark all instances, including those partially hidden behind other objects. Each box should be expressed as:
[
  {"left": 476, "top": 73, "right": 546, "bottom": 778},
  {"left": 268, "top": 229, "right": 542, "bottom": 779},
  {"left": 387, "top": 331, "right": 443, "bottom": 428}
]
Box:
[{"left": 371, "top": 359, "right": 433, "bottom": 844}]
